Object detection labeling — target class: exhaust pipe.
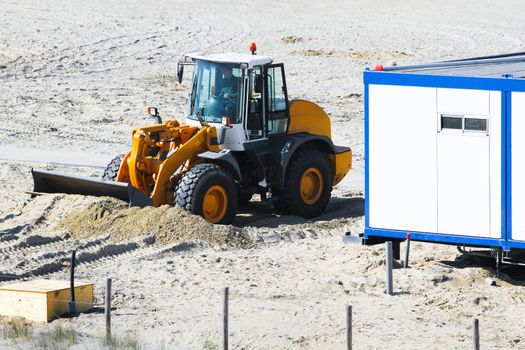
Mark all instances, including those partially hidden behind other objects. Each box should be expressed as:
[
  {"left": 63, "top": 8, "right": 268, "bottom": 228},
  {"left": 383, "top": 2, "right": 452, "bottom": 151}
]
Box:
[{"left": 31, "top": 169, "right": 153, "bottom": 207}]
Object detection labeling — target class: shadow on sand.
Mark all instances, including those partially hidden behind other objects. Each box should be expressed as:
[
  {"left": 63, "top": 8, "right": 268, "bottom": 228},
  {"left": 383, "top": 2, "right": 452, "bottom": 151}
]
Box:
[
  {"left": 440, "top": 252, "right": 525, "bottom": 287},
  {"left": 233, "top": 195, "right": 365, "bottom": 228}
]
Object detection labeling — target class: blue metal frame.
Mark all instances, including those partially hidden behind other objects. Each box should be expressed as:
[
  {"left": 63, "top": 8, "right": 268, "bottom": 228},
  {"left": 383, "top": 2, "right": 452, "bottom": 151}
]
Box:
[
  {"left": 364, "top": 81, "right": 370, "bottom": 230},
  {"left": 366, "top": 228, "right": 505, "bottom": 247},
  {"left": 364, "top": 71, "right": 525, "bottom": 92},
  {"left": 363, "top": 70, "right": 525, "bottom": 251},
  {"left": 505, "top": 90, "right": 512, "bottom": 248}
]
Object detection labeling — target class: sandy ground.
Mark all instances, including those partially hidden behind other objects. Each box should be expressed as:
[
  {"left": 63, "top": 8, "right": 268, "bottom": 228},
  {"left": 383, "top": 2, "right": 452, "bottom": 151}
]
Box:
[{"left": 1, "top": 0, "right": 525, "bottom": 348}]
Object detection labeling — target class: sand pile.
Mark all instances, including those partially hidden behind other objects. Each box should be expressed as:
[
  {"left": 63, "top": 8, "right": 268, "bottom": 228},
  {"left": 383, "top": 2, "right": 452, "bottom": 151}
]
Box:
[{"left": 54, "top": 198, "right": 251, "bottom": 247}]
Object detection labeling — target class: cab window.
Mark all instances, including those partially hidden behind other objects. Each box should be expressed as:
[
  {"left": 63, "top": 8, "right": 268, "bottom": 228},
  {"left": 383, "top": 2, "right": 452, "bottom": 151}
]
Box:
[{"left": 266, "top": 65, "right": 289, "bottom": 135}]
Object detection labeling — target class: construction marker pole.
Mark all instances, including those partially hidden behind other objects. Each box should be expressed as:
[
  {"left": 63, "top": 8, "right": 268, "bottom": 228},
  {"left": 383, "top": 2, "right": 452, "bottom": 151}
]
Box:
[
  {"left": 223, "top": 287, "right": 229, "bottom": 350},
  {"left": 385, "top": 242, "right": 393, "bottom": 295},
  {"left": 346, "top": 305, "right": 352, "bottom": 350},
  {"left": 404, "top": 233, "right": 411, "bottom": 269},
  {"left": 69, "top": 250, "right": 77, "bottom": 316},
  {"left": 105, "top": 278, "right": 112, "bottom": 339},
  {"left": 473, "top": 318, "right": 480, "bottom": 350}
]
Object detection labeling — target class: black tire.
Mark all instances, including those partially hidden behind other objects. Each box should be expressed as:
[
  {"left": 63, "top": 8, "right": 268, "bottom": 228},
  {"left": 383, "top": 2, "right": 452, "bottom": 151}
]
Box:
[
  {"left": 175, "top": 163, "right": 238, "bottom": 224},
  {"left": 102, "top": 154, "right": 125, "bottom": 181},
  {"left": 274, "top": 148, "right": 332, "bottom": 219}
]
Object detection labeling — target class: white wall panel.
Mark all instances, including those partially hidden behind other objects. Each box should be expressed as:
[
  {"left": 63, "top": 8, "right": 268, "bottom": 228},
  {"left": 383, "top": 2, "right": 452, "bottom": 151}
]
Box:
[
  {"left": 369, "top": 85, "right": 437, "bottom": 232},
  {"left": 437, "top": 134, "right": 490, "bottom": 237},
  {"left": 512, "top": 92, "right": 525, "bottom": 241},
  {"left": 489, "top": 91, "right": 501, "bottom": 239},
  {"left": 438, "top": 88, "right": 490, "bottom": 115}
]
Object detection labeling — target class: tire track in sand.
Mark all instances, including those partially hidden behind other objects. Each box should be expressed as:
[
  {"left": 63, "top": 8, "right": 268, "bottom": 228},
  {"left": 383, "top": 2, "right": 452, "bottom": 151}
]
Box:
[{"left": 0, "top": 235, "right": 154, "bottom": 282}]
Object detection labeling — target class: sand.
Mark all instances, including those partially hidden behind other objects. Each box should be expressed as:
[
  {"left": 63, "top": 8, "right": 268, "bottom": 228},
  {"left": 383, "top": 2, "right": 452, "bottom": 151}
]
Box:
[
  {"left": 1, "top": 0, "right": 525, "bottom": 348},
  {"left": 54, "top": 198, "right": 249, "bottom": 247}
]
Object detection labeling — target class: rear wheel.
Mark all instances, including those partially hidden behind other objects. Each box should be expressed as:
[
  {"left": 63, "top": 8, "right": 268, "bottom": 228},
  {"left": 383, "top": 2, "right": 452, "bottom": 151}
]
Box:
[
  {"left": 102, "top": 154, "right": 124, "bottom": 181},
  {"left": 274, "top": 148, "right": 332, "bottom": 218},
  {"left": 175, "top": 163, "right": 238, "bottom": 224}
]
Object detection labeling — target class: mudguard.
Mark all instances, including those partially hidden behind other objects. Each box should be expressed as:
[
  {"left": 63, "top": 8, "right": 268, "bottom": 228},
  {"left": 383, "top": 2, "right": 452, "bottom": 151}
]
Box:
[
  {"left": 268, "top": 133, "right": 349, "bottom": 188},
  {"left": 197, "top": 150, "right": 241, "bottom": 180}
]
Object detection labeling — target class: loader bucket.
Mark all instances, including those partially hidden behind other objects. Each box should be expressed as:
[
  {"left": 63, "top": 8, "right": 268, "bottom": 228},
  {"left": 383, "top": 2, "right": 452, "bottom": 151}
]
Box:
[{"left": 31, "top": 169, "right": 153, "bottom": 207}]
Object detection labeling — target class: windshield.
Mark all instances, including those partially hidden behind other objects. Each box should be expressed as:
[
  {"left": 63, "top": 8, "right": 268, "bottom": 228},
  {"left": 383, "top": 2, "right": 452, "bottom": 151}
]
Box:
[{"left": 189, "top": 60, "right": 244, "bottom": 124}]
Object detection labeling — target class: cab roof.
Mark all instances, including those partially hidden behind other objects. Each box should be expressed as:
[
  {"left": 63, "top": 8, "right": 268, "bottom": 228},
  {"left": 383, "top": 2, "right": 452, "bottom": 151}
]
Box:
[{"left": 185, "top": 52, "right": 273, "bottom": 68}]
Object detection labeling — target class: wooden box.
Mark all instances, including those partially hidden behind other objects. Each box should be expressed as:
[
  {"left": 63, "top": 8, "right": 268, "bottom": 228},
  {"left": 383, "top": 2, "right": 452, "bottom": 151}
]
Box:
[{"left": 0, "top": 279, "right": 93, "bottom": 322}]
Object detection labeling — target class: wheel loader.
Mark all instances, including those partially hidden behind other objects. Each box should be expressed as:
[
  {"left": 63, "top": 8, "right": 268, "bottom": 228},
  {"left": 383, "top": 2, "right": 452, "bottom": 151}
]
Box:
[{"left": 32, "top": 44, "right": 352, "bottom": 224}]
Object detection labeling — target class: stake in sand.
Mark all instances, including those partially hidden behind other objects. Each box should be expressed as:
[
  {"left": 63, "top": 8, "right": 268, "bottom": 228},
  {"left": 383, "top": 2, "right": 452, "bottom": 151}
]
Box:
[
  {"left": 346, "top": 305, "right": 352, "bottom": 350},
  {"left": 473, "top": 318, "right": 480, "bottom": 350},
  {"left": 224, "top": 287, "right": 229, "bottom": 350},
  {"left": 404, "top": 233, "right": 411, "bottom": 269},
  {"left": 105, "top": 278, "right": 112, "bottom": 339},
  {"left": 385, "top": 241, "right": 393, "bottom": 295},
  {"left": 69, "top": 250, "right": 77, "bottom": 316}
]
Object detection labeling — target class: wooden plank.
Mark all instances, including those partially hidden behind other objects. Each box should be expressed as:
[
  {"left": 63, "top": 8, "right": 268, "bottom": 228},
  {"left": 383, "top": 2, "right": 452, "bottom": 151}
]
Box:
[
  {"left": 0, "top": 279, "right": 91, "bottom": 293},
  {"left": 0, "top": 290, "right": 47, "bottom": 322},
  {"left": 0, "top": 279, "right": 93, "bottom": 322},
  {"left": 47, "top": 284, "right": 93, "bottom": 321}
]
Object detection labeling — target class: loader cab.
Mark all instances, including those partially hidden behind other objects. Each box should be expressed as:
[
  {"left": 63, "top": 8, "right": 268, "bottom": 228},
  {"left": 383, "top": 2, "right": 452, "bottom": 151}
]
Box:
[
  {"left": 183, "top": 53, "right": 290, "bottom": 150},
  {"left": 188, "top": 61, "right": 245, "bottom": 125}
]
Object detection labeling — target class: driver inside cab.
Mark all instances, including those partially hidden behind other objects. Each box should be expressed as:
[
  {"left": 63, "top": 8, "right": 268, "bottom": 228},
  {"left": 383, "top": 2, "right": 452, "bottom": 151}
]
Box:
[
  {"left": 218, "top": 65, "right": 238, "bottom": 99},
  {"left": 209, "top": 65, "right": 239, "bottom": 120}
]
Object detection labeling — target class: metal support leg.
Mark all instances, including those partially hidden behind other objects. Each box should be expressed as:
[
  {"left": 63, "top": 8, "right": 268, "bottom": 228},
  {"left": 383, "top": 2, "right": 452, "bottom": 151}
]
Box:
[
  {"left": 496, "top": 248, "right": 502, "bottom": 278},
  {"left": 392, "top": 240, "right": 400, "bottom": 261}
]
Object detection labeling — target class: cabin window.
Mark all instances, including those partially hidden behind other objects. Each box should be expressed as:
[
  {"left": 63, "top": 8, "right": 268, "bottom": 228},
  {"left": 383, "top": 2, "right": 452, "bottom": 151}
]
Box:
[
  {"left": 441, "top": 115, "right": 463, "bottom": 130},
  {"left": 465, "top": 118, "right": 487, "bottom": 132}
]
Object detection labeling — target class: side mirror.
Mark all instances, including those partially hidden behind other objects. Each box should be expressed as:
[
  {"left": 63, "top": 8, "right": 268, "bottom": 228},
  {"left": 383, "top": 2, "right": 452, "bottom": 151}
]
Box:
[
  {"left": 177, "top": 63, "right": 184, "bottom": 84},
  {"left": 147, "top": 106, "right": 162, "bottom": 124},
  {"left": 147, "top": 107, "right": 158, "bottom": 116},
  {"left": 254, "top": 75, "right": 263, "bottom": 93}
]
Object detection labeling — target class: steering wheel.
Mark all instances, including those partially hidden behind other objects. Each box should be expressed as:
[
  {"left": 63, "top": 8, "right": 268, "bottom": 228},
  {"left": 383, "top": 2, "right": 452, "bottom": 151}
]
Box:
[{"left": 212, "top": 94, "right": 236, "bottom": 111}]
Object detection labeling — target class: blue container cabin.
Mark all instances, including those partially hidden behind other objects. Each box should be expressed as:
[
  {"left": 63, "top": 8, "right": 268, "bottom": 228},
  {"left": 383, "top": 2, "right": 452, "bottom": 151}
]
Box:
[{"left": 363, "top": 53, "right": 525, "bottom": 263}]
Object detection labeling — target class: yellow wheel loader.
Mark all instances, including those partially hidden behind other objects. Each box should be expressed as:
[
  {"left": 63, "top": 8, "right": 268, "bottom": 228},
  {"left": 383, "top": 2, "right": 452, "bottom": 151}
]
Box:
[{"left": 32, "top": 46, "right": 352, "bottom": 224}]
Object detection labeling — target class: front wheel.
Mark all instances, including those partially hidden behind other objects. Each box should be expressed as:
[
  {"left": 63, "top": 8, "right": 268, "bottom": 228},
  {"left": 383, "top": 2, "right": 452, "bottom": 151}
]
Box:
[
  {"left": 175, "top": 163, "right": 238, "bottom": 224},
  {"left": 274, "top": 148, "right": 332, "bottom": 219}
]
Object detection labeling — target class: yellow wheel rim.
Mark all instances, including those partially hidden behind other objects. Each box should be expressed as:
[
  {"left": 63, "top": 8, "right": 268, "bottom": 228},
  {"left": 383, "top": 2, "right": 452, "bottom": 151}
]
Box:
[
  {"left": 299, "top": 167, "right": 323, "bottom": 205},
  {"left": 202, "top": 185, "right": 228, "bottom": 223}
]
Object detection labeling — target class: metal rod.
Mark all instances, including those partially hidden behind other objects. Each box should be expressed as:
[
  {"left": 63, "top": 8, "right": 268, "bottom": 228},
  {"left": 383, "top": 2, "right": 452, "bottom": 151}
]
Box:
[
  {"left": 69, "top": 250, "right": 77, "bottom": 316},
  {"left": 105, "top": 278, "right": 112, "bottom": 339},
  {"left": 404, "top": 233, "right": 411, "bottom": 269},
  {"left": 473, "top": 318, "right": 480, "bottom": 350},
  {"left": 382, "top": 55, "right": 525, "bottom": 72},
  {"left": 385, "top": 241, "right": 393, "bottom": 295},
  {"left": 443, "top": 51, "right": 525, "bottom": 63},
  {"left": 223, "top": 287, "right": 229, "bottom": 350},
  {"left": 346, "top": 305, "right": 352, "bottom": 350}
]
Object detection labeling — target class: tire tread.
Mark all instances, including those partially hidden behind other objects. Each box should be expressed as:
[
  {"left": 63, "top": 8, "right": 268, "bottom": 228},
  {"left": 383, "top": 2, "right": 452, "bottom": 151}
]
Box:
[
  {"left": 101, "top": 154, "right": 125, "bottom": 181},
  {"left": 175, "top": 163, "right": 237, "bottom": 223}
]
